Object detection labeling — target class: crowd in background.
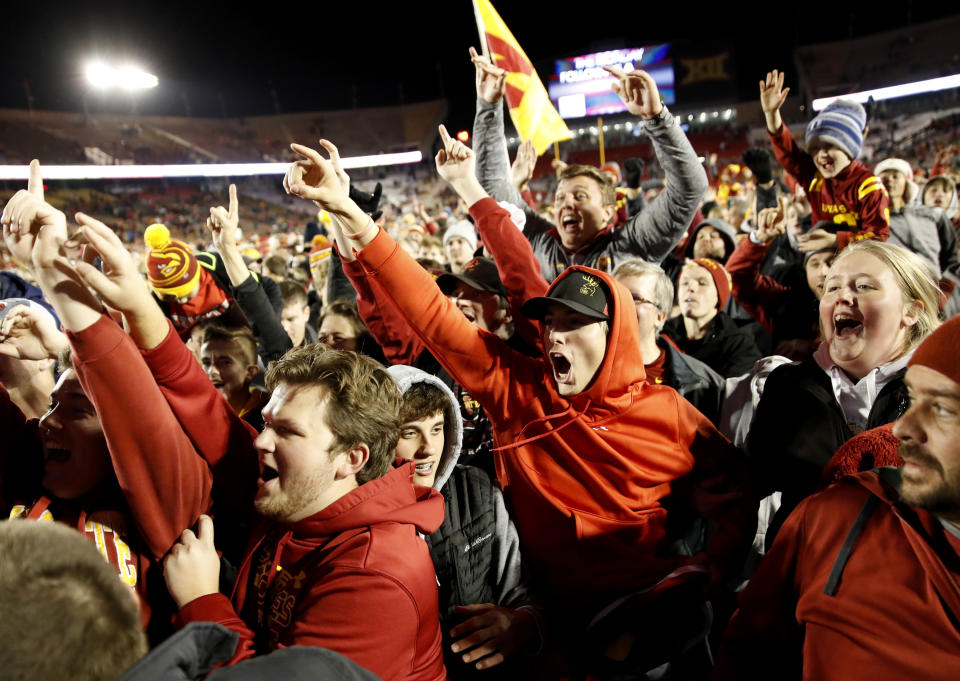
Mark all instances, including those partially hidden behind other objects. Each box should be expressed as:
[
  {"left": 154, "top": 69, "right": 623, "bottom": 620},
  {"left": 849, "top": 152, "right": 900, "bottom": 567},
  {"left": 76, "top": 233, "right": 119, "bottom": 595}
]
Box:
[{"left": 0, "top": 48, "right": 959, "bottom": 681}]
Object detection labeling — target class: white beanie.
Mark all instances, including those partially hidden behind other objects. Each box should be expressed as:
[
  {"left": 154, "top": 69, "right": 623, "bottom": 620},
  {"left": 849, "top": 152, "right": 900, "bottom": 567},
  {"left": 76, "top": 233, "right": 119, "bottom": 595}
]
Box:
[
  {"left": 442, "top": 220, "right": 478, "bottom": 250},
  {"left": 874, "top": 158, "right": 918, "bottom": 204}
]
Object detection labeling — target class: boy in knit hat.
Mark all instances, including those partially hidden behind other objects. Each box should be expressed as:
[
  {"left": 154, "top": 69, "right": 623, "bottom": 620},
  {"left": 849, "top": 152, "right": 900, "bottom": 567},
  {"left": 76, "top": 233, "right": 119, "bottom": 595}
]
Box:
[{"left": 759, "top": 70, "right": 889, "bottom": 254}]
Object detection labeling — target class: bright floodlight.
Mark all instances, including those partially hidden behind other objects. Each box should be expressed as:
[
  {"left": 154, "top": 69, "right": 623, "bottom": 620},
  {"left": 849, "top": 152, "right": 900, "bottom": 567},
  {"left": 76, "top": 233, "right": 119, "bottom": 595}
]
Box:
[
  {"left": 85, "top": 61, "right": 158, "bottom": 90},
  {"left": 812, "top": 74, "right": 960, "bottom": 111}
]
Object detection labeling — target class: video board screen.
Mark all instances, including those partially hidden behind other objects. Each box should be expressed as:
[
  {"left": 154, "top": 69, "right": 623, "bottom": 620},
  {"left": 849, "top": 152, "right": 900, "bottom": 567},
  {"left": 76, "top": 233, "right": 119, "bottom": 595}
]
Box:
[{"left": 548, "top": 44, "right": 675, "bottom": 119}]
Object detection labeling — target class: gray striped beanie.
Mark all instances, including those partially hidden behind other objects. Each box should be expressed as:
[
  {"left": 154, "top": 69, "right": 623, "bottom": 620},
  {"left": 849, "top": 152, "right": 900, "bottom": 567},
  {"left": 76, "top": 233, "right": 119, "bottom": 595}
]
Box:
[{"left": 805, "top": 99, "right": 867, "bottom": 160}]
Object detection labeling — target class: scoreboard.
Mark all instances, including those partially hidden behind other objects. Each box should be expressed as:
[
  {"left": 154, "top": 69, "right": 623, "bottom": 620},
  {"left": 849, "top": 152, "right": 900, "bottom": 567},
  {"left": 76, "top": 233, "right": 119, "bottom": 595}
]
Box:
[{"left": 547, "top": 44, "right": 675, "bottom": 120}]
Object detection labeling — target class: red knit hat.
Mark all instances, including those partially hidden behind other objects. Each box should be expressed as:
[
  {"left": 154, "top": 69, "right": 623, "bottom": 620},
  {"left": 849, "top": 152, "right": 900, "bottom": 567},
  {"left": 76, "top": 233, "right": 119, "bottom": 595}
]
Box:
[
  {"left": 144, "top": 224, "right": 200, "bottom": 298},
  {"left": 909, "top": 315, "right": 960, "bottom": 387},
  {"left": 690, "top": 258, "right": 732, "bottom": 309}
]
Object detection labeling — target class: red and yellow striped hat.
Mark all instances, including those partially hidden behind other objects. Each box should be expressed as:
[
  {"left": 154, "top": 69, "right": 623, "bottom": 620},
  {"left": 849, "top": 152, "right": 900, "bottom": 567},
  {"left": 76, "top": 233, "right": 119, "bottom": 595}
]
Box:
[{"left": 144, "top": 223, "right": 201, "bottom": 298}]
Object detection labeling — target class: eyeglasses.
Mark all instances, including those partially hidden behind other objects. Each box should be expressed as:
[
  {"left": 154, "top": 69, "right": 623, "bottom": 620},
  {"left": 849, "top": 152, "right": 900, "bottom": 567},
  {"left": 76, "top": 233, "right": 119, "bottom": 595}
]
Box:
[{"left": 631, "top": 293, "right": 659, "bottom": 308}]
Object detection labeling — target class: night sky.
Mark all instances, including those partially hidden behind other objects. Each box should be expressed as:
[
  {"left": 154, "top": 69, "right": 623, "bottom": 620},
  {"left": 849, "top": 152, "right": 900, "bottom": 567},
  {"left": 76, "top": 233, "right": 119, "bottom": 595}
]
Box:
[{"left": 5, "top": 2, "right": 957, "bottom": 132}]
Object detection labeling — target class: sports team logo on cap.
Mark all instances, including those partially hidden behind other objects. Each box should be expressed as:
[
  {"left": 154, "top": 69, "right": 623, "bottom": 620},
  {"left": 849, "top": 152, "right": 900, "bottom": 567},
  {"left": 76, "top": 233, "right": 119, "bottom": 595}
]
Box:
[{"left": 579, "top": 275, "right": 600, "bottom": 297}]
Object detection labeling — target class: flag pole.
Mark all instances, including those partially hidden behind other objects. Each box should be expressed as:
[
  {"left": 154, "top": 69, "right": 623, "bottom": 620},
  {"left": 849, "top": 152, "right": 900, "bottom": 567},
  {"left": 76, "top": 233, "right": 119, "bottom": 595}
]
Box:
[
  {"left": 597, "top": 117, "right": 605, "bottom": 166},
  {"left": 471, "top": 0, "right": 489, "bottom": 59},
  {"left": 553, "top": 141, "right": 561, "bottom": 177}
]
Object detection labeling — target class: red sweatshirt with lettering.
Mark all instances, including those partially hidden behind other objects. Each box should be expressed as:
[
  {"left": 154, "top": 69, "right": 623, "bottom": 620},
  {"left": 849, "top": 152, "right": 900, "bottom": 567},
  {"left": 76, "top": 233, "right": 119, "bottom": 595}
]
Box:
[{"left": 769, "top": 124, "right": 890, "bottom": 250}]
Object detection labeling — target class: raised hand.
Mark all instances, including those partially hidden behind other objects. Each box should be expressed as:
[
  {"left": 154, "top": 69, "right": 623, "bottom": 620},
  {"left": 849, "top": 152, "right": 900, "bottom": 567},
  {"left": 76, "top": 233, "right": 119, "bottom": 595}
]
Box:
[
  {"left": 759, "top": 70, "right": 790, "bottom": 114},
  {"left": 510, "top": 140, "right": 538, "bottom": 191},
  {"left": 759, "top": 70, "right": 789, "bottom": 133},
  {"left": 603, "top": 66, "right": 663, "bottom": 118},
  {"left": 207, "top": 184, "right": 240, "bottom": 253},
  {"left": 754, "top": 195, "right": 790, "bottom": 243},
  {"left": 72, "top": 212, "right": 155, "bottom": 315},
  {"left": 284, "top": 142, "right": 351, "bottom": 211},
  {"left": 0, "top": 305, "right": 67, "bottom": 361},
  {"left": 435, "top": 124, "right": 476, "bottom": 185},
  {"left": 319, "top": 139, "right": 350, "bottom": 195},
  {"left": 1, "top": 160, "right": 67, "bottom": 267},
  {"left": 470, "top": 46, "right": 506, "bottom": 104}
]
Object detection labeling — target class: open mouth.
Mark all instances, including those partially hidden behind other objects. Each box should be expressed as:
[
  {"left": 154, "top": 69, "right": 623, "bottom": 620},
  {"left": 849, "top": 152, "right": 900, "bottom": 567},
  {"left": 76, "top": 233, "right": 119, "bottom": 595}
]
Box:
[
  {"left": 560, "top": 215, "right": 580, "bottom": 232},
  {"left": 260, "top": 462, "right": 279, "bottom": 484},
  {"left": 44, "top": 447, "right": 71, "bottom": 464},
  {"left": 550, "top": 352, "right": 572, "bottom": 382},
  {"left": 833, "top": 314, "right": 863, "bottom": 337}
]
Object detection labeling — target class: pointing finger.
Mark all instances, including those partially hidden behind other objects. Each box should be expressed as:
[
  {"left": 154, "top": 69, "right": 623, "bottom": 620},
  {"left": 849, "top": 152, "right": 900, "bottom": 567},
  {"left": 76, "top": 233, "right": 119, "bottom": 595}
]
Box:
[
  {"left": 438, "top": 124, "right": 453, "bottom": 147},
  {"left": 28, "top": 160, "right": 43, "bottom": 199},
  {"left": 228, "top": 184, "right": 238, "bottom": 221}
]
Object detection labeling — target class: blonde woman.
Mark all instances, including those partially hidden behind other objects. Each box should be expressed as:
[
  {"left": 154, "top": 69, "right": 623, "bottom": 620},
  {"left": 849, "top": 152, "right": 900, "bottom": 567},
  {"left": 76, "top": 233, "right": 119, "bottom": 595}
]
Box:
[{"left": 747, "top": 240, "right": 940, "bottom": 546}]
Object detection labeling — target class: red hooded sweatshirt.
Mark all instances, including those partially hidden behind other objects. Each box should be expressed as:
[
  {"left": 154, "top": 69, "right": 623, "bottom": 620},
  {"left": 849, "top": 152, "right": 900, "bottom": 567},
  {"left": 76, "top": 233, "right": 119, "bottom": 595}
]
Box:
[
  {"left": 138, "top": 322, "right": 446, "bottom": 681},
  {"left": 714, "top": 470, "right": 960, "bottom": 680},
  {"left": 355, "top": 228, "right": 753, "bottom": 610}
]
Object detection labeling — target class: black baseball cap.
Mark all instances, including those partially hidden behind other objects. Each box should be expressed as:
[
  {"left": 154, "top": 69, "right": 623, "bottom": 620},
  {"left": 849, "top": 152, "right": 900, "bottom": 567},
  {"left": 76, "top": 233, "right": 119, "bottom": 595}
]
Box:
[
  {"left": 521, "top": 271, "right": 611, "bottom": 322},
  {"left": 436, "top": 257, "right": 506, "bottom": 297}
]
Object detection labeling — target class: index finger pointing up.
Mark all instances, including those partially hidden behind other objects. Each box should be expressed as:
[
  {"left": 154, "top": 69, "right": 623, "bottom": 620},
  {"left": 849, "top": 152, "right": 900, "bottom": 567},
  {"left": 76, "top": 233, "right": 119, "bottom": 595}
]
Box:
[
  {"left": 28, "top": 160, "right": 43, "bottom": 200},
  {"left": 228, "top": 184, "right": 238, "bottom": 221},
  {"left": 438, "top": 124, "right": 453, "bottom": 147}
]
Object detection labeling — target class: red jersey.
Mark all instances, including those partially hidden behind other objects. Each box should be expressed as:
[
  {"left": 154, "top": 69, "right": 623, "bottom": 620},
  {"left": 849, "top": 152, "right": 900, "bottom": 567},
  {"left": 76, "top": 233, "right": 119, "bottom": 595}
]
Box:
[{"left": 769, "top": 124, "right": 890, "bottom": 250}]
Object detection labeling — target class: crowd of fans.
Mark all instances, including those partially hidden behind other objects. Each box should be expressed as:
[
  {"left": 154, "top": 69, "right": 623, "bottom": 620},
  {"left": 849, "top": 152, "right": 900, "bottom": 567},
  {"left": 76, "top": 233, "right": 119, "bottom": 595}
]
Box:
[{"left": 1, "top": 47, "right": 959, "bottom": 681}]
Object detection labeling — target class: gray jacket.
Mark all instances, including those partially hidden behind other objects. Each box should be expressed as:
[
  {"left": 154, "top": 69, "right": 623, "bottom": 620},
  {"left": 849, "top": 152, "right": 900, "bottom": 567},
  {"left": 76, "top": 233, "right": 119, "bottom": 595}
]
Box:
[
  {"left": 887, "top": 205, "right": 947, "bottom": 278},
  {"left": 473, "top": 98, "right": 708, "bottom": 281}
]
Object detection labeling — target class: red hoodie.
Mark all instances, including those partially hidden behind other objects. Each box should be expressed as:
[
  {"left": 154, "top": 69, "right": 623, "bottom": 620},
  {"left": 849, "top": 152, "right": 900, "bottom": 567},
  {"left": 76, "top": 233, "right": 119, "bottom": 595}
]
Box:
[
  {"left": 139, "top": 323, "right": 447, "bottom": 681},
  {"left": 714, "top": 470, "right": 960, "bottom": 680},
  {"left": 355, "top": 228, "right": 753, "bottom": 610}
]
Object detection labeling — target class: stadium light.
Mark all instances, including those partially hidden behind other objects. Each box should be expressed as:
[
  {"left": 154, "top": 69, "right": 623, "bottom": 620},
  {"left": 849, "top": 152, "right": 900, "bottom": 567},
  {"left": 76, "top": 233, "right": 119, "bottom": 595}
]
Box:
[
  {"left": 812, "top": 74, "right": 960, "bottom": 111},
  {"left": 456, "top": 130, "right": 470, "bottom": 143},
  {"left": 85, "top": 61, "right": 159, "bottom": 90},
  {"left": 0, "top": 151, "right": 423, "bottom": 181}
]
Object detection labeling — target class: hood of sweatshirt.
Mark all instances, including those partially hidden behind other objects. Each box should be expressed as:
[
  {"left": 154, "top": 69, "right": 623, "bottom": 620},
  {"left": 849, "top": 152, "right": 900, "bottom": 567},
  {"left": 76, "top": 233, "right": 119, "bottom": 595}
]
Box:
[
  {"left": 542, "top": 265, "right": 647, "bottom": 414},
  {"left": 684, "top": 218, "right": 738, "bottom": 262},
  {"left": 386, "top": 364, "right": 463, "bottom": 492}
]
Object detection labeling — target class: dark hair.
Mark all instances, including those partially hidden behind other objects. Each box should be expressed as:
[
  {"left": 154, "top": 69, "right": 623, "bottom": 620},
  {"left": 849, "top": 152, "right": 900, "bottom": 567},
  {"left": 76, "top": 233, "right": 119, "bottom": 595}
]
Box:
[
  {"left": 0, "top": 521, "right": 147, "bottom": 680},
  {"left": 279, "top": 278, "right": 308, "bottom": 309},
  {"left": 263, "top": 254, "right": 287, "bottom": 278},
  {"left": 399, "top": 381, "right": 449, "bottom": 425},
  {"left": 559, "top": 165, "right": 616, "bottom": 205},
  {"left": 265, "top": 345, "right": 400, "bottom": 484}
]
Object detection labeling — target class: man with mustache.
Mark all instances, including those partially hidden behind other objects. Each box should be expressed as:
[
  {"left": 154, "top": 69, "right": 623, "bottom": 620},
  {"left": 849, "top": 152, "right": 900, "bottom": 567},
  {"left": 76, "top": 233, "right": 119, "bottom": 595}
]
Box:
[{"left": 714, "top": 315, "right": 960, "bottom": 680}]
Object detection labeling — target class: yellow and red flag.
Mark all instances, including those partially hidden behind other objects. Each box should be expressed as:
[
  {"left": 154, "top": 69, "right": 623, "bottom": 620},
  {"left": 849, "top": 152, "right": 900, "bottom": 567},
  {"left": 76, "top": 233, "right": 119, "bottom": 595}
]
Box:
[{"left": 473, "top": 0, "right": 571, "bottom": 155}]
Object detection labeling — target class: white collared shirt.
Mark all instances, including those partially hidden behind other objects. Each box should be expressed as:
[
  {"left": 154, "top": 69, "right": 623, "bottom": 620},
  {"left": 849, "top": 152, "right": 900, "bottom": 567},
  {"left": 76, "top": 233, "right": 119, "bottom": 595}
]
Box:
[{"left": 813, "top": 343, "right": 914, "bottom": 430}]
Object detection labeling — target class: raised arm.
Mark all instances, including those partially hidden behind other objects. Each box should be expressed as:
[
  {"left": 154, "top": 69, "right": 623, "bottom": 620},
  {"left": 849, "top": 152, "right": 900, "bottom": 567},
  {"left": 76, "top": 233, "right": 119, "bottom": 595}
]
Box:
[
  {"left": 469, "top": 47, "right": 554, "bottom": 240},
  {"left": 207, "top": 184, "right": 292, "bottom": 363},
  {"left": 603, "top": 67, "right": 709, "bottom": 263},
  {"left": 71, "top": 213, "right": 259, "bottom": 515},
  {"left": 760, "top": 69, "right": 817, "bottom": 186},
  {"left": 2, "top": 165, "right": 212, "bottom": 558},
  {"left": 727, "top": 199, "right": 791, "bottom": 334},
  {"left": 435, "top": 124, "right": 546, "bottom": 349},
  {"left": 284, "top": 141, "right": 530, "bottom": 413}
]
